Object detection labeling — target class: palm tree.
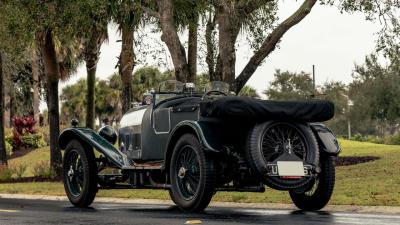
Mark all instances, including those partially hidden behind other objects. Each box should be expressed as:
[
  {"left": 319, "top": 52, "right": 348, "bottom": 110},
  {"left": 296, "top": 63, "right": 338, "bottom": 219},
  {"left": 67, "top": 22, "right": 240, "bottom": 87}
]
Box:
[
  {"left": 110, "top": 0, "right": 142, "bottom": 113},
  {"left": 60, "top": 79, "right": 87, "bottom": 125},
  {"left": 173, "top": 0, "right": 207, "bottom": 82},
  {"left": 30, "top": 41, "right": 42, "bottom": 124},
  {"left": 80, "top": 1, "right": 109, "bottom": 129},
  {"left": 40, "top": 30, "right": 83, "bottom": 175},
  {"left": 40, "top": 29, "right": 63, "bottom": 174},
  {"left": 132, "top": 67, "right": 161, "bottom": 101},
  {"left": 83, "top": 25, "right": 108, "bottom": 129}
]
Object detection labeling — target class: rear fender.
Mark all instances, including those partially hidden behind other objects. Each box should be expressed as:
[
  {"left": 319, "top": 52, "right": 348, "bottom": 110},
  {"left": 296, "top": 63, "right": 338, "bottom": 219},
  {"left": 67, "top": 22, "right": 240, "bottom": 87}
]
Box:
[
  {"left": 59, "top": 128, "right": 128, "bottom": 168},
  {"left": 310, "top": 123, "right": 341, "bottom": 155}
]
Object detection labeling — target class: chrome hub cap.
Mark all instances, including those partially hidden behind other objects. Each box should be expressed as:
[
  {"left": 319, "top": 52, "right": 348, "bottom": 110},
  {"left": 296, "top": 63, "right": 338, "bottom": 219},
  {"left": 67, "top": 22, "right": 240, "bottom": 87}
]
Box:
[
  {"left": 178, "top": 167, "right": 187, "bottom": 179},
  {"left": 68, "top": 165, "right": 74, "bottom": 182}
]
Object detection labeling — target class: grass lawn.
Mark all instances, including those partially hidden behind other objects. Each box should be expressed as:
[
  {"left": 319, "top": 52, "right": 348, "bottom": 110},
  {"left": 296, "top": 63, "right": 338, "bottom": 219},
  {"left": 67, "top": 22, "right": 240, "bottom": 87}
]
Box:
[{"left": 1, "top": 139, "right": 399, "bottom": 206}]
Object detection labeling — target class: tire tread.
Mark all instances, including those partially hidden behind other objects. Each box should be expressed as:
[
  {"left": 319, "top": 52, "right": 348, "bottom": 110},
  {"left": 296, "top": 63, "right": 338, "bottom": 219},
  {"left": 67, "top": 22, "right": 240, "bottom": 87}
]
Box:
[
  {"left": 63, "top": 139, "right": 97, "bottom": 207},
  {"left": 169, "top": 134, "right": 216, "bottom": 212}
]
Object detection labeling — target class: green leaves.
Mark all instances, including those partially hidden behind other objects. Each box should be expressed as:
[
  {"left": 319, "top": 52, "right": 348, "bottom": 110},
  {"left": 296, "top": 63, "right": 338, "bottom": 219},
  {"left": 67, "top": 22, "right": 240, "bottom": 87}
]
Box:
[{"left": 264, "top": 69, "right": 315, "bottom": 100}]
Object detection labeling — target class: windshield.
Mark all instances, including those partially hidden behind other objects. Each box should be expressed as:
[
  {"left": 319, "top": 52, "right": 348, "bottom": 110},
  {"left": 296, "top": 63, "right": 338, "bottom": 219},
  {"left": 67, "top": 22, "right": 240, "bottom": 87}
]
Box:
[
  {"left": 154, "top": 93, "right": 178, "bottom": 105},
  {"left": 205, "top": 81, "right": 230, "bottom": 94},
  {"left": 158, "top": 80, "right": 184, "bottom": 93}
]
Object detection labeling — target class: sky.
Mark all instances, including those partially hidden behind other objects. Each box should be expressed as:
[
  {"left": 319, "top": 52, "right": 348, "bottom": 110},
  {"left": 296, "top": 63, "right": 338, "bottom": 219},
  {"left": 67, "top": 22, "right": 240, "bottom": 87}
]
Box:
[{"left": 49, "top": 1, "right": 383, "bottom": 111}]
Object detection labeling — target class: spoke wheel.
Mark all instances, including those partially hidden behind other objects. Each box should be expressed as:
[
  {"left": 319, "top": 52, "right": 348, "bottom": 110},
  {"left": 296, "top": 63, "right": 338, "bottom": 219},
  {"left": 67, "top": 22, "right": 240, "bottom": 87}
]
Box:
[
  {"left": 261, "top": 123, "right": 307, "bottom": 162},
  {"left": 246, "top": 121, "right": 319, "bottom": 190},
  {"left": 175, "top": 146, "right": 201, "bottom": 200},
  {"left": 63, "top": 140, "right": 98, "bottom": 207},
  {"left": 64, "top": 150, "right": 85, "bottom": 197},
  {"left": 169, "top": 134, "right": 216, "bottom": 212}
]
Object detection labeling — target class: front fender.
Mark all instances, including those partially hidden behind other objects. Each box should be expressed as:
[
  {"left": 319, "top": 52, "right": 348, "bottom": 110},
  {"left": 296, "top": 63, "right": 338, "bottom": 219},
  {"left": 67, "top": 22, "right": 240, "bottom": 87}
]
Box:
[
  {"left": 59, "top": 128, "right": 127, "bottom": 168},
  {"left": 310, "top": 123, "right": 341, "bottom": 155}
]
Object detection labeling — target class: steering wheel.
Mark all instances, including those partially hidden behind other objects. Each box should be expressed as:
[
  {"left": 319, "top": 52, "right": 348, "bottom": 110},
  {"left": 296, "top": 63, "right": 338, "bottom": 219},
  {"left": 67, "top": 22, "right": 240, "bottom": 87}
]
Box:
[{"left": 202, "top": 90, "right": 227, "bottom": 100}]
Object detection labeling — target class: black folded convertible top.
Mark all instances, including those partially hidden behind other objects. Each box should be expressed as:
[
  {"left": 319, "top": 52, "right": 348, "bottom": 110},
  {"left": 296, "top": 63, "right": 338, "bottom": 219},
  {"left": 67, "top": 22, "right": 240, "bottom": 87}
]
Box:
[{"left": 199, "top": 97, "right": 334, "bottom": 122}]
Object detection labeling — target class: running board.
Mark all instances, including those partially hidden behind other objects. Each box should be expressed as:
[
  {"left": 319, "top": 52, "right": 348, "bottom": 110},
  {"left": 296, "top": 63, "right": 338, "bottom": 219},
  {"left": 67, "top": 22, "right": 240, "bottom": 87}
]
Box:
[
  {"left": 122, "top": 161, "right": 163, "bottom": 170},
  {"left": 216, "top": 185, "right": 265, "bottom": 192},
  {"left": 99, "top": 184, "right": 171, "bottom": 190}
]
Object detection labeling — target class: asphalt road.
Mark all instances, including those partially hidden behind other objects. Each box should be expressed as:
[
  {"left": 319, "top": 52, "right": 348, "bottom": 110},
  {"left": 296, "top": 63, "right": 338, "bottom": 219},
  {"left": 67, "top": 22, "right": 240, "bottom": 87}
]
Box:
[{"left": 0, "top": 198, "right": 399, "bottom": 225}]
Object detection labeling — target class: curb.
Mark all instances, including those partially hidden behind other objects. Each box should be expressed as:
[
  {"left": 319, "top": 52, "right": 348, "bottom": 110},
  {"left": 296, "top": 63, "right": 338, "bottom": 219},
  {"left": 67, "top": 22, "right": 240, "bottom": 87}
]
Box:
[{"left": 0, "top": 193, "right": 399, "bottom": 215}]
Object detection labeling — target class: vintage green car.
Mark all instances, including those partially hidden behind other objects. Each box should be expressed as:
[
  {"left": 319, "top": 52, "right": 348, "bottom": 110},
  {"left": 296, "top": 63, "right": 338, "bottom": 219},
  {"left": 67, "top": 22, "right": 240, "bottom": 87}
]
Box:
[{"left": 59, "top": 81, "right": 340, "bottom": 212}]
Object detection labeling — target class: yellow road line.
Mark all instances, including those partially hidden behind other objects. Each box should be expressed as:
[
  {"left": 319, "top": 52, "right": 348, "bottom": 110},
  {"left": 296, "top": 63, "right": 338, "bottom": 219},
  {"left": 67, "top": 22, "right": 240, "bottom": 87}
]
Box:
[
  {"left": 0, "top": 209, "right": 19, "bottom": 213},
  {"left": 185, "top": 220, "right": 202, "bottom": 224}
]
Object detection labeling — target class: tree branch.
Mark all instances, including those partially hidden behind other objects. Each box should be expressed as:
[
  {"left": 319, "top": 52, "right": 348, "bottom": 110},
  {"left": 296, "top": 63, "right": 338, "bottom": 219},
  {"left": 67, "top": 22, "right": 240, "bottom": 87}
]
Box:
[
  {"left": 234, "top": 0, "right": 318, "bottom": 94},
  {"left": 156, "top": 0, "right": 189, "bottom": 82}
]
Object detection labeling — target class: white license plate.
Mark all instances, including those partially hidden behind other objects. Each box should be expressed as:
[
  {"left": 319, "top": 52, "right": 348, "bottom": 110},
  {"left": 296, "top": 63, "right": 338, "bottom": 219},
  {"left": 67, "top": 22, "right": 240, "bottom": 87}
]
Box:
[{"left": 277, "top": 161, "right": 305, "bottom": 177}]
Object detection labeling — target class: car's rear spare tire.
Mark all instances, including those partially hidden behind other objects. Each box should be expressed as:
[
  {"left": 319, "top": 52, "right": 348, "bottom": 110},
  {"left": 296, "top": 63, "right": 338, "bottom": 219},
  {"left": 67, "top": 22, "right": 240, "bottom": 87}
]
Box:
[
  {"left": 289, "top": 156, "right": 336, "bottom": 211},
  {"left": 169, "top": 134, "right": 216, "bottom": 212},
  {"left": 246, "top": 121, "right": 319, "bottom": 190},
  {"left": 63, "top": 139, "right": 98, "bottom": 207}
]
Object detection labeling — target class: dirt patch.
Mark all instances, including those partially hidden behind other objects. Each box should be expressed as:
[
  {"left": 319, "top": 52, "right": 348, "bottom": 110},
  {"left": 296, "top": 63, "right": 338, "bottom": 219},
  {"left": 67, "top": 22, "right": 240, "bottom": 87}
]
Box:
[
  {"left": 336, "top": 156, "right": 380, "bottom": 166},
  {"left": 0, "top": 176, "right": 61, "bottom": 184}
]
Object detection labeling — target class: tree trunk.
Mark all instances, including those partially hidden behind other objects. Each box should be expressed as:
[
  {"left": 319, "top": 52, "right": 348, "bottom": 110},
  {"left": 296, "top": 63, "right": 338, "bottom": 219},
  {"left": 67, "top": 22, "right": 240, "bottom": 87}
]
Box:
[
  {"left": 213, "top": 55, "right": 223, "bottom": 81},
  {"left": 120, "top": 23, "right": 134, "bottom": 114},
  {"left": 86, "top": 61, "right": 96, "bottom": 129},
  {"left": 84, "top": 28, "right": 107, "bottom": 129},
  {"left": 9, "top": 83, "right": 14, "bottom": 127},
  {"left": 3, "top": 96, "right": 10, "bottom": 127},
  {"left": 187, "top": 15, "right": 198, "bottom": 83},
  {"left": 0, "top": 52, "right": 7, "bottom": 165},
  {"left": 41, "top": 30, "right": 62, "bottom": 176},
  {"left": 31, "top": 46, "right": 41, "bottom": 124},
  {"left": 216, "top": 5, "right": 237, "bottom": 86},
  {"left": 206, "top": 14, "right": 218, "bottom": 81},
  {"left": 157, "top": 0, "right": 189, "bottom": 82}
]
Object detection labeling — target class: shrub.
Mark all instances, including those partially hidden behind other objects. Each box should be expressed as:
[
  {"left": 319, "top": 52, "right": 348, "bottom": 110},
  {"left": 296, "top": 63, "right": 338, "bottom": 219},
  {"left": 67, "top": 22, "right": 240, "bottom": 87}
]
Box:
[
  {"left": 350, "top": 134, "right": 368, "bottom": 142},
  {"left": 366, "top": 135, "right": 384, "bottom": 144},
  {"left": 12, "top": 163, "right": 27, "bottom": 179},
  {"left": 0, "top": 165, "right": 14, "bottom": 181},
  {"left": 5, "top": 141, "right": 12, "bottom": 157},
  {"left": 384, "top": 135, "right": 400, "bottom": 145},
  {"left": 21, "top": 133, "right": 46, "bottom": 148},
  {"left": 11, "top": 116, "right": 37, "bottom": 150},
  {"left": 4, "top": 127, "right": 12, "bottom": 137},
  {"left": 5, "top": 134, "right": 13, "bottom": 146},
  {"left": 32, "top": 161, "right": 55, "bottom": 179},
  {"left": 12, "top": 116, "right": 36, "bottom": 134},
  {"left": 36, "top": 126, "right": 50, "bottom": 146},
  {"left": 348, "top": 133, "right": 400, "bottom": 145}
]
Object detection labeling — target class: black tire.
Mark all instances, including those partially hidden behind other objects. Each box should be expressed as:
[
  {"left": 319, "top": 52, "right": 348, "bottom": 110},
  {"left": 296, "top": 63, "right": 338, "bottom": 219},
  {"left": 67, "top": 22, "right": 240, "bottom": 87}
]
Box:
[
  {"left": 169, "top": 134, "right": 216, "bottom": 212},
  {"left": 63, "top": 139, "right": 98, "bottom": 207},
  {"left": 246, "top": 121, "right": 319, "bottom": 190},
  {"left": 289, "top": 156, "right": 336, "bottom": 211}
]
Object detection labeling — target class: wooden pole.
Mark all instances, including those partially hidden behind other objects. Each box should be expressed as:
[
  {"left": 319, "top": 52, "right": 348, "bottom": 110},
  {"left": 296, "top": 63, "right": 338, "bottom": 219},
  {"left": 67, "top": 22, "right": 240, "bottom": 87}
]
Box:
[{"left": 312, "top": 65, "right": 316, "bottom": 92}]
